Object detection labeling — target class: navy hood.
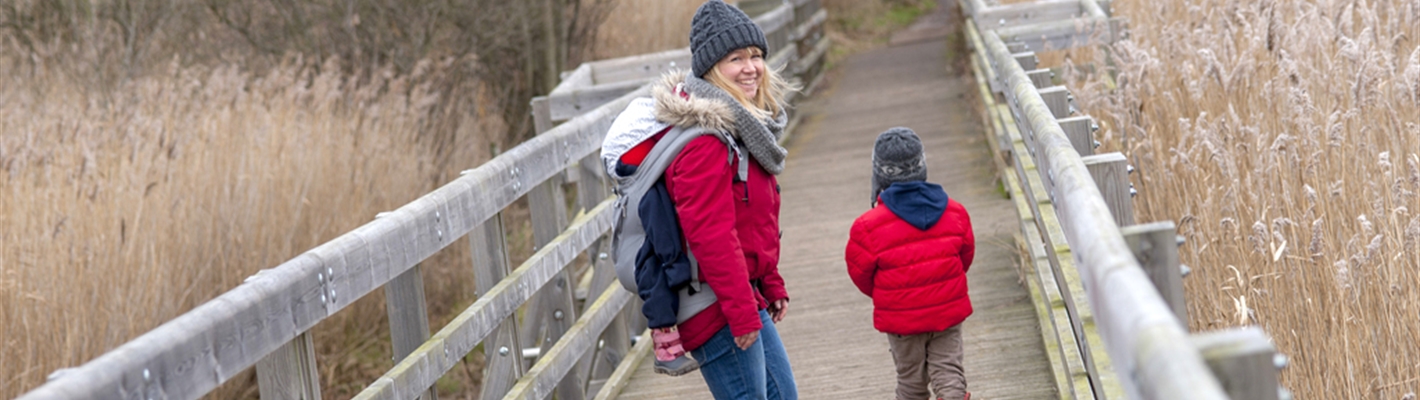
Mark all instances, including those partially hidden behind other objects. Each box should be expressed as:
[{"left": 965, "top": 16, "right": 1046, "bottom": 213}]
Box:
[{"left": 879, "top": 181, "right": 949, "bottom": 230}]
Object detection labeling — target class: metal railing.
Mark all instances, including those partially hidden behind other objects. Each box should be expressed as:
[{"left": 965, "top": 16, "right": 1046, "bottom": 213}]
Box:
[{"left": 961, "top": 0, "right": 1288, "bottom": 399}]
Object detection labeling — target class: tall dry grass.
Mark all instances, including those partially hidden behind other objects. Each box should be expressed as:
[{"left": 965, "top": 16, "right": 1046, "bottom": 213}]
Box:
[
  {"left": 1065, "top": 0, "right": 1420, "bottom": 397},
  {"left": 0, "top": 55, "right": 499, "bottom": 398}
]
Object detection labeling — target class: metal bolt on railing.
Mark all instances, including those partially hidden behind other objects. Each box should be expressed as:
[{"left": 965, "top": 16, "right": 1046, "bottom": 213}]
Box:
[
  {"left": 1129, "top": 184, "right": 1138, "bottom": 197},
  {"left": 499, "top": 346, "right": 510, "bottom": 356},
  {"left": 1090, "top": 121, "right": 1100, "bottom": 132},
  {"left": 1180, "top": 265, "right": 1192, "bottom": 277},
  {"left": 1279, "top": 388, "right": 1294, "bottom": 400},
  {"left": 1127, "top": 164, "right": 1135, "bottom": 174},
  {"left": 554, "top": 310, "right": 565, "bottom": 320},
  {"left": 599, "top": 252, "right": 609, "bottom": 260},
  {"left": 1093, "top": 140, "right": 1101, "bottom": 149},
  {"left": 1176, "top": 235, "right": 1186, "bottom": 247},
  {"left": 999, "top": 19, "right": 1006, "bottom": 26},
  {"left": 1274, "top": 354, "right": 1289, "bottom": 369}
]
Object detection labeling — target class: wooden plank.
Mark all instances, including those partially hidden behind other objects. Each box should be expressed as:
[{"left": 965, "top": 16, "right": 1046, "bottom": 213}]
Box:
[
  {"left": 972, "top": 0, "right": 1083, "bottom": 29},
  {"left": 547, "top": 80, "right": 646, "bottom": 122},
  {"left": 752, "top": 3, "right": 794, "bottom": 42},
  {"left": 502, "top": 286, "right": 633, "bottom": 400},
  {"left": 996, "top": 17, "right": 1128, "bottom": 52},
  {"left": 591, "top": 329, "right": 652, "bottom": 400},
  {"left": 573, "top": 153, "right": 628, "bottom": 396},
  {"left": 983, "top": 30, "right": 1231, "bottom": 400},
  {"left": 1013, "top": 52, "right": 1039, "bottom": 71},
  {"left": 793, "top": 35, "right": 831, "bottom": 76},
  {"left": 470, "top": 214, "right": 526, "bottom": 400},
  {"left": 1027, "top": 68, "right": 1053, "bottom": 88},
  {"left": 1039, "top": 86, "right": 1071, "bottom": 118},
  {"left": 1082, "top": 152, "right": 1133, "bottom": 226},
  {"left": 256, "top": 332, "right": 322, "bottom": 400},
  {"left": 385, "top": 265, "right": 437, "bottom": 400},
  {"left": 553, "top": 63, "right": 595, "bottom": 93},
  {"left": 1190, "top": 328, "right": 1280, "bottom": 400},
  {"left": 587, "top": 48, "right": 690, "bottom": 86},
  {"left": 1057, "top": 116, "right": 1096, "bottom": 157},
  {"left": 1121, "top": 222, "right": 1188, "bottom": 324},
  {"left": 790, "top": 9, "right": 827, "bottom": 41},
  {"left": 525, "top": 102, "right": 583, "bottom": 400},
  {"left": 351, "top": 199, "right": 617, "bottom": 400}
]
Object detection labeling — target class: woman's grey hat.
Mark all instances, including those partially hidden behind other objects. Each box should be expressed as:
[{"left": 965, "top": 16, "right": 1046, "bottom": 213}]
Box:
[
  {"left": 690, "top": 0, "right": 769, "bottom": 78},
  {"left": 872, "top": 127, "right": 928, "bottom": 204}
]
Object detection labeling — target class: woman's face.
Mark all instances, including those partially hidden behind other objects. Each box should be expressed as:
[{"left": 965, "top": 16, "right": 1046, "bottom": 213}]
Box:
[{"left": 714, "top": 47, "right": 765, "bottom": 99}]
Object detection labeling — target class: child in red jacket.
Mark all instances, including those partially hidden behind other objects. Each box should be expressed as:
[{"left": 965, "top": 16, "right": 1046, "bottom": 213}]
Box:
[{"left": 845, "top": 127, "right": 975, "bottom": 400}]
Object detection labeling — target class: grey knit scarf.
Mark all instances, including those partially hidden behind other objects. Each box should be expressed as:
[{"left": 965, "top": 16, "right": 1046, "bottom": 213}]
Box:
[{"left": 682, "top": 74, "right": 789, "bottom": 175}]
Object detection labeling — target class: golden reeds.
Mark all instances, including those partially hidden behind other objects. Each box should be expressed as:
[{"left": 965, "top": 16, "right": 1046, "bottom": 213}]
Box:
[
  {"left": 1067, "top": 0, "right": 1420, "bottom": 397},
  {"left": 0, "top": 56, "right": 499, "bottom": 398}
]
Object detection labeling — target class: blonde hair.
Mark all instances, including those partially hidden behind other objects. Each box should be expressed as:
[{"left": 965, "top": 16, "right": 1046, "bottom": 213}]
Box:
[{"left": 705, "top": 47, "right": 797, "bottom": 120}]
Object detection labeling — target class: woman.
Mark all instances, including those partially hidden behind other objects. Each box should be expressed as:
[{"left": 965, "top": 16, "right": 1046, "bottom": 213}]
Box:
[{"left": 600, "top": 1, "right": 798, "bottom": 398}]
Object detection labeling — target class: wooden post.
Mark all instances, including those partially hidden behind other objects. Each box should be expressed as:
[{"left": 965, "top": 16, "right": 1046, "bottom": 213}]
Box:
[
  {"left": 524, "top": 98, "right": 585, "bottom": 400},
  {"left": 471, "top": 214, "right": 526, "bottom": 400},
  {"left": 1038, "top": 86, "right": 1071, "bottom": 118},
  {"left": 1026, "top": 68, "right": 1053, "bottom": 88},
  {"left": 256, "top": 332, "right": 321, "bottom": 400},
  {"left": 575, "top": 152, "right": 630, "bottom": 396},
  {"left": 1057, "top": 116, "right": 1096, "bottom": 157},
  {"left": 1082, "top": 152, "right": 1133, "bottom": 226},
  {"left": 1191, "top": 328, "right": 1281, "bottom": 400},
  {"left": 1013, "top": 51, "right": 1038, "bottom": 70},
  {"left": 385, "top": 265, "right": 438, "bottom": 400},
  {"left": 1120, "top": 221, "right": 1187, "bottom": 323}
]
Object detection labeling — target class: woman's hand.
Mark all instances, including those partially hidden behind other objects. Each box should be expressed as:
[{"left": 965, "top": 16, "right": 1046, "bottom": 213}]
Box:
[
  {"left": 769, "top": 299, "right": 789, "bottom": 323},
  {"left": 734, "top": 330, "right": 759, "bottom": 350}
]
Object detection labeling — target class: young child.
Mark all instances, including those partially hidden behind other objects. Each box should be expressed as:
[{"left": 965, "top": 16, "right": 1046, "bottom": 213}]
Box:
[
  {"left": 602, "top": 115, "right": 700, "bottom": 376},
  {"left": 845, "top": 127, "right": 975, "bottom": 400}
]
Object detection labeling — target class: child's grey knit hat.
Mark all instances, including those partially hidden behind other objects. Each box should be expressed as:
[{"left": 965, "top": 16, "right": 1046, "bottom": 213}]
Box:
[
  {"left": 690, "top": 0, "right": 769, "bottom": 78},
  {"left": 872, "top": 127, "right": 928, "bottom": 205}
]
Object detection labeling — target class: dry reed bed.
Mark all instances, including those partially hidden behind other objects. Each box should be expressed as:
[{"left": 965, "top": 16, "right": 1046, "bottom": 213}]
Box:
[
  {"left": 0, "top": 57, "right": 497, "bottom": 398},
  {"left": 1065, "top": 0, "right": 1420, "bottom": 397}
]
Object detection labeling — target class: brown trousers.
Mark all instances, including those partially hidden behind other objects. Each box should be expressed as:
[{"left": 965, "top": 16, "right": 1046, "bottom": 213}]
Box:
[{"left": 886, "top": 324, "right": 966, "bottom": 400}]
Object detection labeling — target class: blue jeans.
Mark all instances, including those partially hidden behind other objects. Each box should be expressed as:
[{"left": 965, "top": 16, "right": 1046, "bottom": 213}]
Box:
[{"left": 691, "top": 310, "right": 798, "bottom": 400}]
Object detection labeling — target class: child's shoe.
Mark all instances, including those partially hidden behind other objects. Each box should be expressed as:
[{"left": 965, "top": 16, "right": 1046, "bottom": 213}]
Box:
[
  {"left": 651, "top": 327, "right": 699, "bottom": 376},
  {"left": 653, "top": 354, "right": 700, "bottom": 376}
]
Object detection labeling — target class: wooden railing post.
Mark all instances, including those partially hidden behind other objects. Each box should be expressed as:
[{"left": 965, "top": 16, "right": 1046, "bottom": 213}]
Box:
[
  {"left": 1081, "top": 152, "right": 1133, "bottom": 226},
  {"left": 471, "top": 213, "right": 526, "bottom": 400},
  {"left": 574, "top": 152, "right": 631, "bottom": 395},
  {"left": 1120, "top": 221, "right": 1187, "bottom": 323},
  {"left": 256, "top": 332, "right": 322, "bottom": 400},
  {"left": 385, "top": 264, "right": 438, "bottom": 400},
  {"left": 1057, "top": 116, "right": 1096, "bottom": 157},
  {"left": 525, "top": 99, "right": 585, "bottom": 400},
  {"left": 1191, "top": 328, "right": 1282, "bottom": 400}
]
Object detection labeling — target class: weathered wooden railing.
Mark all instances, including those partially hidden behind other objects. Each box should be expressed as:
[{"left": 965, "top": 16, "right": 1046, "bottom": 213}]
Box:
[
  {"left": 15, "top": 2, "right": 825, "bottom": 400},
  {"left": 962, "top": 1, "right": 1289, "bottom": 399}
]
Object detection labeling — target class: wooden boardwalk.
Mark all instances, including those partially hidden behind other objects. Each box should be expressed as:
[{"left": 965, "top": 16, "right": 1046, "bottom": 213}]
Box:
[{"left": 612, "top": 4, "right": 1056, "bottom": 399}]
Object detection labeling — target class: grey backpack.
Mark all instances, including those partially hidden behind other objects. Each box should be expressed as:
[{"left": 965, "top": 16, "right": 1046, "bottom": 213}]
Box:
[{"left": 609, "top": 125, "right": 747, "bottom": 324}]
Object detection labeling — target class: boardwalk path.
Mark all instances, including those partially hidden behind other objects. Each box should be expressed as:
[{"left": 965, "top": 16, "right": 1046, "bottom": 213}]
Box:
[{"left": 613, "top": 3, "right": 1056, "bottom": 398}]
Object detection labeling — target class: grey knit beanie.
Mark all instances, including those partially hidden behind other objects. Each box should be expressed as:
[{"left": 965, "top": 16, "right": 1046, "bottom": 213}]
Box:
[
  {"left": 872, "top": 127, "right": 928, "bottom": 205},
  {"left": 690, "top": 0, "right": 769, "bottom": 78}
]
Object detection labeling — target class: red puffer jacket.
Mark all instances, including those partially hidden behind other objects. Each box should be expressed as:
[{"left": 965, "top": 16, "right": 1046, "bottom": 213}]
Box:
[
  {"left": 666, "top": 135, "right": 787, "bottom": 351},
  {"left": 845, "top": 181, "right": 974, "bottom": 335}
]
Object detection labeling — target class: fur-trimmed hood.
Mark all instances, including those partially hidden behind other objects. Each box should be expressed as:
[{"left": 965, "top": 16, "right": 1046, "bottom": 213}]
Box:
[{"left": 652, "top": 72, "right": 737, "bottom": 135}]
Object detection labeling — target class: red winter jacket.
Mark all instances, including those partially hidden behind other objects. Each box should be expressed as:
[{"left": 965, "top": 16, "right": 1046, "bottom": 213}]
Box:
[
  {"left": 666, "top": 135, "right": 787, "bottom": 351},
  {"left": 608, "top": 73, "right": 786, "bottom": 351},
  {"left": 845, "top": 181, "right": 974, "bottom": 335}
]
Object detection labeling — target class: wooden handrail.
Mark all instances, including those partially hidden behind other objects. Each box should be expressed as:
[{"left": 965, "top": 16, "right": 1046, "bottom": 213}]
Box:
[{"left": 17, "top": 2, "right": 831, "bottom": 399}]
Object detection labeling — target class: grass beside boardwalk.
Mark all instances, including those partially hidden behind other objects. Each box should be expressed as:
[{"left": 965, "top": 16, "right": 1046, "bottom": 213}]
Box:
[{"left": 1060, "top": 0, "right": 1420, "bottom": 397}]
